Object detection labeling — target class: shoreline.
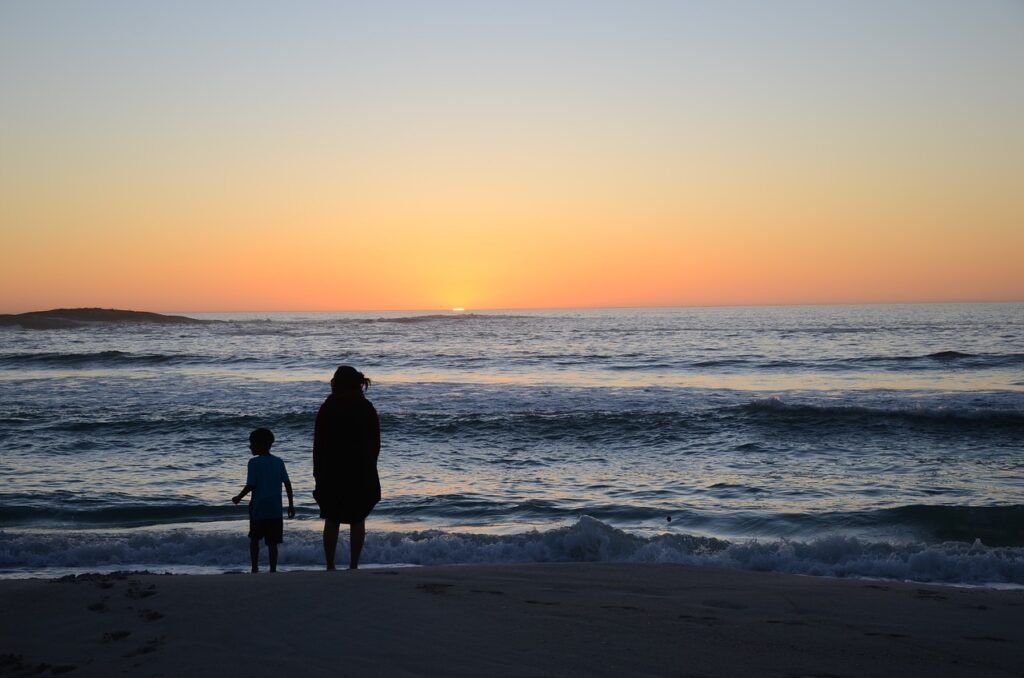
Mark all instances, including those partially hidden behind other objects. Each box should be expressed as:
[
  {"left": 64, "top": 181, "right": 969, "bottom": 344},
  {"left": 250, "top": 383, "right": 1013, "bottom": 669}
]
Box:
[
  {"left": 3, "top": 563, "right": 1023, "bottom": 592},
  {"left": 4, "top": 562, "right": 1022, "bottom": 677}
]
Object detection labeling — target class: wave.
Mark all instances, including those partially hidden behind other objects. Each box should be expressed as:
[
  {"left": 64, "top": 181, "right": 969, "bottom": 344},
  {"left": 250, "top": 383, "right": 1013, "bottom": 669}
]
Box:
[
  {"left": 49, "top": 410, "right": 316, "bottom": 436},
  {"left": 0, "top": 408, "right": 317, "bottom": 438},
  {"left": 847, "top": 351, "right": 1024, "bottom": 370},
  {"left": 881, "top": 505, "right": 1024, "bottom": 547},
  {"left": 4, "top": 344, "right": 1021, "bottom": 375},
  {"left": 6, "top": 394, "right": 1021, "bottom": 443},
  {"left": 700, "top": 351, "right": 1024, "bottom": 372},
  {"left": 697, "top": 505, "right": 1024, "bottom": 547},
  {"left": 0, "top": 503, "right": 244, "bottom": 528},
  {"left": 6, "top": 490, "right": 1022, "bottom": 548},
  {"left": 2, "top": 517, "right": 1022, "bottom": 585},
  {"left": 575, "top": 352, "right": 1024, "bottom": 373},
  {"left": 738, "top": 397, "right": 1024, "bottom": 429},
  {"left": 0, "top": 351, "right": 187, "bottom": 367},
  {"left": 922, "top": 350, "right": 973, "bottom": 360},
  {"left": 385, "top": 410, "right": 699, "bottom": 442},
  {"left": 0, "top": 350, "right": 303, "bottom": 369},
  {"left": 392, "top": 400, "right": 1024, "bottom": 440}
]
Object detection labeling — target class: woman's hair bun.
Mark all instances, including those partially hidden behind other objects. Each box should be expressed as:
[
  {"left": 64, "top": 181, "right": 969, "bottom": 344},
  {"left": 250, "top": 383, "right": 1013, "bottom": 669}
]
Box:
[{"left": 332, "top": 365, "right": 371, "bottom": 391}]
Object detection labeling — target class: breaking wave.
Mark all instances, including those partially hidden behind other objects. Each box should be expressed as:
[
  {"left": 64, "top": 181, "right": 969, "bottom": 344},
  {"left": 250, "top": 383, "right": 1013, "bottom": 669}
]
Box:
[{"left": 2, "top": 517, "right": 1022, "bottom": 585}]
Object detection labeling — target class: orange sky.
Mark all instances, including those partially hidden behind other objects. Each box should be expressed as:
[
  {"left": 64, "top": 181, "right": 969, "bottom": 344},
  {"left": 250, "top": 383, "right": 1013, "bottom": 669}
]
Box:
[{"left": 2, "top": 2, "right": 1022, "bottom": 313}]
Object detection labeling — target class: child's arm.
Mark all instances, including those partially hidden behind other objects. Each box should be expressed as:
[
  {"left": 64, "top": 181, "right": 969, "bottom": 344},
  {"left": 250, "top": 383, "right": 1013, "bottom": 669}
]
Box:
[
  {"left": 232, "top": 485, "right": 253, "bottom": 505},
  {"left": 284, "top": 479, "right": 295, "bottom": 519}
]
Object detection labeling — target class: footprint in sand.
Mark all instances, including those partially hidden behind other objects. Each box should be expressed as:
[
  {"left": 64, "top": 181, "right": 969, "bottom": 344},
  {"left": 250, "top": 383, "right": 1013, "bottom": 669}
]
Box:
[
  {"left": 678, "top": 614, "right": 720, "bottom": 626},
  {"left": 700, "top": 599, "right": 748, "bottom": 610},
  {"left": 126, "top": 583, "right": 157, "bottom": 600},
  {"left": 470, "top": 589, "right": 505, "bottom": 596},
  {"left": 121, "top": 636, "right": 165, "bottom": 659},
  {"left": 416, "top": 583, "right": 454, "bottom": 594},
  {"left": 0, "top": 654, "right": 75, "bottom": 675},
  {"left": 138, "top": 609, "right": 165, "bottom": 622},
  {"left": 101, "top": 630, "right": 131, "bottom": 643},
  {"left": 524, "top": 600, "right": 558, "bottom": 606},
  {"left": 863, "top": 631, "right": 908, "bottom": 638},
  {"left": 600, "top": 605, "right": 644, "bottom": 612},
  {"left": 914, "top": 589, "right": 947, "bottom": 601}
]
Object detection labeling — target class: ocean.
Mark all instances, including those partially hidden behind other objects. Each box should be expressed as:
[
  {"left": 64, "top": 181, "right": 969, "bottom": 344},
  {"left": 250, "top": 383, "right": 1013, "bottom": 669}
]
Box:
[{"left": 1, "top": 303, "right": 1022, "bottom": 584}]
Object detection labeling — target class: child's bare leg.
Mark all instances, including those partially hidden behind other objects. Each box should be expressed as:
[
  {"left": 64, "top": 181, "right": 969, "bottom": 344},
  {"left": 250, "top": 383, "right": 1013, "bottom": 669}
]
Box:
[
  {"left": 323, "top": 520, "right": 340, "bottom": 570},
  {"left": 349, "top": 520, "right": 366, "bottom": 570},
  {"left": 249, "top": 538, "right": 260, "bottom": 573},
  {"left": 268, "top": 543, "right": 279, "bottom": 573}
]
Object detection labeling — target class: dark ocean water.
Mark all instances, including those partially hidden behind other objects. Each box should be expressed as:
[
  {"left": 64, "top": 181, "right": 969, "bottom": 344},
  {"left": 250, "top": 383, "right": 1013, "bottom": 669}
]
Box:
[{"left": 1, "top": 303, "right": 1022, "bottom": 584}]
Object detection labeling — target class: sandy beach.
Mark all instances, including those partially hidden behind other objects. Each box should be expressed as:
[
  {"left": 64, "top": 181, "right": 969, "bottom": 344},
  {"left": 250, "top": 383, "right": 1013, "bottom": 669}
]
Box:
[{"left": 2, "top": 564, "right": 1021, "bottom": 677}]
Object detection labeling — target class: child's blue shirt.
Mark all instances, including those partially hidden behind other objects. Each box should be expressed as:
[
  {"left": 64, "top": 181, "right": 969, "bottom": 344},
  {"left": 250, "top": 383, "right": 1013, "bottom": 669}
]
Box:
[{"left": 246, "top": 454, "right": 290, "bottom": 521}]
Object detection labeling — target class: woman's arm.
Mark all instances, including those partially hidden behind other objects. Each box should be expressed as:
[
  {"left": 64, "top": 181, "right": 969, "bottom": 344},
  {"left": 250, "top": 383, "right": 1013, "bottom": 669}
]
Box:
[
  {"left": 312, "top": 403, "right": 324, "bottom": 481},
  {"left": 372, "top": 408, "right": 381, "bottom": 461}
]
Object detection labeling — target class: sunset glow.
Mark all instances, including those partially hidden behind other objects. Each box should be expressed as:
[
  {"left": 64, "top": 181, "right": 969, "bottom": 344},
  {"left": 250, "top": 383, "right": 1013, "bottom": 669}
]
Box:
[{"left": 2, "top": 1, "right": 1022, "bottom": 312}]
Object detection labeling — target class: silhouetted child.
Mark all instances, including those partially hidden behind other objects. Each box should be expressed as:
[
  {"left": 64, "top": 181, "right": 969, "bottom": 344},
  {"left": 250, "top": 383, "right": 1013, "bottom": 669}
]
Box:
[{"left": 232, "top": 428, "right": 295, "bottom": 573}]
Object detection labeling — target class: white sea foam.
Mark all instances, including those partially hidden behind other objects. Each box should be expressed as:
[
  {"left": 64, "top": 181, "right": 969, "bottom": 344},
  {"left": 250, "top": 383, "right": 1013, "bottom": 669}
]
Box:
[{"left": 2, "top": 517, "right": 1022, "bottom": 586}]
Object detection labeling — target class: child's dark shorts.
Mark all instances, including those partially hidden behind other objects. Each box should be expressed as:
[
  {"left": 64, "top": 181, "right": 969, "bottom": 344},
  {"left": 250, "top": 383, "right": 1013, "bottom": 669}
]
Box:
[{"left": 249, "top": 519, "right": 284, "bottom": 545}]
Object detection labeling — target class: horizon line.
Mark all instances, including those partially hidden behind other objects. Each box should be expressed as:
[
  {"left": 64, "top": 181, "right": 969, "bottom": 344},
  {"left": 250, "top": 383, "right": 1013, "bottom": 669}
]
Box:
[{"left": 4, "top": 298, "right": 1022, "bottom": 316}]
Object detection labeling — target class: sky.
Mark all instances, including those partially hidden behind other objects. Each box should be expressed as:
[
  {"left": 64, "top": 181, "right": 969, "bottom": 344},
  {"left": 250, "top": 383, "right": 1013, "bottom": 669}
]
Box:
[{"left": 1, "top": 0, "right": 1022, "bottom": 312}]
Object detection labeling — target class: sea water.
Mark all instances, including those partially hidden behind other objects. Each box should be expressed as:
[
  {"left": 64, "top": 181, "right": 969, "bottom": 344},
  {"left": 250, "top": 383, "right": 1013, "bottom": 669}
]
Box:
[{"left": 1, "top": 303, "right": 1022, "bottom": 584}]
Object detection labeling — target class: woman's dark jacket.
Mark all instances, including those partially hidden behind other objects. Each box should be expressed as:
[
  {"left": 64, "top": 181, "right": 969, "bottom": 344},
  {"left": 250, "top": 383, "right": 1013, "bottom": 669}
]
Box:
[{"left": 312, "top": 392, "right": 381, "bottom": 523}]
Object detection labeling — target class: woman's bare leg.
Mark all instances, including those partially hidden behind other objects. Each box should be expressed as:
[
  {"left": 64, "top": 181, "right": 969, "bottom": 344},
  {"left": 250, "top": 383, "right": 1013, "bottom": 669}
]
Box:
[
  {"left": 268, "top": 543, "right": 279, "bottom": 572},
  {"left": 349, "top": 520, "right": 366, "bottom": 570},
  {"left": 323, "top": 519, "right": 340, "bottom": 570},
  {"left": 249, "top": 538, "right": 260, "bottom": 573}
]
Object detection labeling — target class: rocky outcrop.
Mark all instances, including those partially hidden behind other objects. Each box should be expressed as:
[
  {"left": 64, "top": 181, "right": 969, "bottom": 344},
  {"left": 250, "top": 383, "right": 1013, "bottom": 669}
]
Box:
[{"left": 0, "top": 308, "right": 212, "bottom": 329}]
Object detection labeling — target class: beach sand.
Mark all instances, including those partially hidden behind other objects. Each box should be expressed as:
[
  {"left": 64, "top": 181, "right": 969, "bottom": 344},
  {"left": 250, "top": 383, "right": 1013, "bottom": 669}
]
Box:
[{"left": 1, "top": 563, "right": 1021, "bottom": 677}]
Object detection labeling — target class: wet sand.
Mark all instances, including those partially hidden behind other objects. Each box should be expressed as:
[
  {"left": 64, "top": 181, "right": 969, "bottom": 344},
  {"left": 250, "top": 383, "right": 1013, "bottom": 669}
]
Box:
[{"left": 1, "top": 563, "right": 1021, "bottom": 677}]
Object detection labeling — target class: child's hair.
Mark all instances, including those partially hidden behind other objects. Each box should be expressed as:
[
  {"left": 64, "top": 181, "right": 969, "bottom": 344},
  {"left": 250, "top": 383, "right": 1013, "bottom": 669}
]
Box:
[
  {"left": 249, "top": 428, "right": 275, "bottom": 450},
  {"left": 332, "top": 365, "right": 371, "bottom": 393}
]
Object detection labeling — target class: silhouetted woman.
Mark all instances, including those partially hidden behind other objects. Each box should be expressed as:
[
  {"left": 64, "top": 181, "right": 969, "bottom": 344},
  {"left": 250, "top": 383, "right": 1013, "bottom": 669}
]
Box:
[{"left": 313, "top": 365, "right": 381, "bottom": 570}]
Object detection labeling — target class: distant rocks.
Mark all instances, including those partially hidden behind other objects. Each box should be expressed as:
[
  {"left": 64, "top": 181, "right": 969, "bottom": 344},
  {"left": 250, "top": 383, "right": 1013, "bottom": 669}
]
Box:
[{"left": 0, "top": 308, "right": 213, "bottom": 330}]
